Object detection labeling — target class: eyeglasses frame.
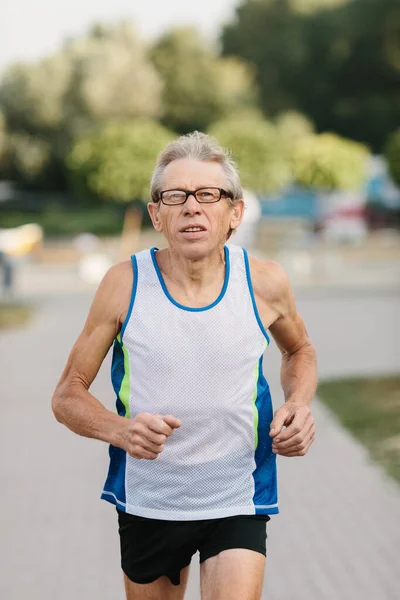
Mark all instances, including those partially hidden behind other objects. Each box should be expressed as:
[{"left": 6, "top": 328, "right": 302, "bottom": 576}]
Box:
[{"left": 158, "top": 187, "right": 233, "bottom": 206}]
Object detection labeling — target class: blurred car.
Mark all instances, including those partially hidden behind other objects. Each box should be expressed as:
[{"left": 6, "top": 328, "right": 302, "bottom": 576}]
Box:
[{"left": 321, "top": 206, "right": 368, "bottom": 244}]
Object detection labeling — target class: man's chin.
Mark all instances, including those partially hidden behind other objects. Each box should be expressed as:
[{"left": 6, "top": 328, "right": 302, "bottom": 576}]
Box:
[{"left": 174, "top": 238, "right": 213, "bottom": 259}]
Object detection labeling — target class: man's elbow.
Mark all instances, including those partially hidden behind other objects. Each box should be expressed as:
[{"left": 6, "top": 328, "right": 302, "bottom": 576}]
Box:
[
  {"left": 298, "top": 340, "right": 317, "bottom": 367},
  {"left": 51, "top": 381, "right": 70, "bottom": 424},
  {"left": 52, "top": 388, "right": 64, "bottom": 423},
  {"left": 303, "top": 339, "right": 317, "bottom": 358},
  {"left": 283, "top": 338, "right": 316, "bottom": 361}
]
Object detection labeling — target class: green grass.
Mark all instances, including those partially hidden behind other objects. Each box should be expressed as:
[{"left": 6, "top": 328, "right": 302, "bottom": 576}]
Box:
[
  {"left": 0, "top": 205, "right": 126, "bottom": 236},
  {"left": 318, "top": 376, "right": 400, "bottom": 483},
  {"left": 0, "top": 302, "right": 34, "bottom": 330}
]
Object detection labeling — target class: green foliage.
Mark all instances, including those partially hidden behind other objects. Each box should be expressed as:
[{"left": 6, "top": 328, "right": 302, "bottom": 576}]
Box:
[
  {"left": 0, "top": 55, "right": 72, "bottom": 133},
  {"left": 292, "top": 133, "right": 369, "bottom": 190},
  {"left": 151, "top": 27, "right": 218, "bottom": 133},
  {"left": 7, "top": 134, "right": 51, "bottom": 185},
  {"left": 318, "top": 375, "right": 400, "bottom": 484},
  {"left": 0, "top": 205, "right": 125, "bottom": 236},
  {"left": 222, "top": 1, "right": 309, "bottom": 116},
  {"left": 67, "top": 119, "right": 174, "bottom": 203},
  {"left": 0, "top": 23, "right": 163, "bottom": 192},
  {"left": 208, "top": 113, "right": 291, "bottom": 192},
  {"left": 214, "top": 57, "right": 260, "bottom": 118},
  {"left": 0, "top": 23, "right": 162, "bottom": 138},
  {"left": 64, "top": 22, "right": 162, "bottom": 131},
  {"left": 384, "top": 129, "right": 400, "bottom": 185},
  {"left": 290, "top": 0, "right": 349, "bottom": 13},
  {"left": 0, "top": 109, "right": 6, "bottom": 156},
  {"left": 151, "top": 27, "right": 258, "bottom": 133},
  {"left": 275, "top": 110, "right": 315, "bottom": 143},
  {"left": 222, "top": 0, "right": 400, "bottom": 151},
  {"left": 0, "top": 109, "right": 6, "bottom": 175}
]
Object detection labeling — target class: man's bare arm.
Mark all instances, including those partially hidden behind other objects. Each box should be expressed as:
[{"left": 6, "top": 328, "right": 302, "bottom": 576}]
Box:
[
  {"left": 252, "top": 259, "right": 317, "bottom": 457},
  {"left": 51, "top": 262, "right": 132, "bottom": 445},
  {"left": 52, "top": 261, "right": 181, "bottom": 458},
  {"left": 267, "top": 265, "right": 317, "bottom": 411}
]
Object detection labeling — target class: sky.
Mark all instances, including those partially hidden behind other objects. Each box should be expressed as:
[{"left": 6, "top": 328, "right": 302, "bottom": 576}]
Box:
[{"left": 0, "top": 0, "right": 239, "bottom": 73}]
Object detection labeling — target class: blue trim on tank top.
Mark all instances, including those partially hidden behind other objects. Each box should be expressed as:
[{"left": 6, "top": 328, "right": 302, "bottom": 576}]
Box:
[
  {"left": 102, "top": 338, "right": 128, "bottom": 506},
  {"left": 150, "top": 246, "right": 230, "bottom": 312},
  {"left": 253, "top": 354, "right": 278, "bottom": 512},
  {"left": 120, "top": 254, "right": 138, "bottom": 342},
  {"left": 242, "top": 248, "right": 270, "bottom": 344}
]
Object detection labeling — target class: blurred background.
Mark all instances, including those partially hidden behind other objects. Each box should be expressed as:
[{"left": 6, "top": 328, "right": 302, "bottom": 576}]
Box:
[{"left": 1, "top": 1, "right": 399, "bottom": 599}]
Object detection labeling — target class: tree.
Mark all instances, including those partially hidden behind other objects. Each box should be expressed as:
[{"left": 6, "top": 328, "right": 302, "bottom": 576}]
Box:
[
  {"left": 0, "top": 110, "right": 6, "bottom": 173},
  {"left": 275, "top": 110, "right": 315, "bottom": 149},
  {"left": 222, "top": 1, "right": 309, "bottom": 116},
  {"left": 7, "top": 134, "right": 52, "bottom": 189},
  {"left": 214, "top": 57, "right": 260, "bottom": 119},
  {"left": 67, "top": 117, "right": 175, "bottom": 256},
  {"left": 63, "top": 22, "right": 162, "bottom": 135},
  {"left": 292, "top": 133, "right": 369, "bottom": 190},
  {"left": 67, "top": 119, "right": 174, "bottom": 203},
  {"left": 0, "top": 22, "right": 162, "bottom": 138},
  {"left": 208, "top": 113, "right": 291, "bottom": 192},
  {"left": 384, "top": 129, "right": 400, "bottom": 186},
  {"left": 0, "top": 55, "right": 72, "bottom": 135},
  {"left": 301, "top": 0, "right": 400, "bottom": 151},
  {"left": 290, "top": 0, "right": 349, "bottom": 13},
  {"left": 0, "top": 23, "right": 164, "bottom": 191},
  {"left": 221, "top": 0, "right": 400, "bottom": 151},
  {"left": 151, "top": 27, "right": 259, "bottom": 133}
]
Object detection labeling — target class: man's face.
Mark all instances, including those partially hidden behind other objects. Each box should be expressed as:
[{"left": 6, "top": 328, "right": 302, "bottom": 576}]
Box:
[{"left": 148, "top": 158, "right": 244, "bottom": 259}]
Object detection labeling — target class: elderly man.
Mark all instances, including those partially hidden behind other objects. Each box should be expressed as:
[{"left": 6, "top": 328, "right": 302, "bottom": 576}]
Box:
[{"left": 52, "top": 132, "right": 317, "bottom": 600}]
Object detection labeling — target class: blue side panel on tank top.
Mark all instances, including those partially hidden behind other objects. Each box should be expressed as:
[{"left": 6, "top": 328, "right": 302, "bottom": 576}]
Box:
[
  {"left": 253, "top": 355, "right": 279, "bottom": 513},
  {"left": 101, "top": 338, "right": 127, "bottom": 508}
]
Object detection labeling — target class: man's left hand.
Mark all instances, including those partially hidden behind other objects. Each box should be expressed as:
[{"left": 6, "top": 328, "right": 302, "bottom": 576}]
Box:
[{"left": 269, "top": 403, "right": 315, "bottom": 457}]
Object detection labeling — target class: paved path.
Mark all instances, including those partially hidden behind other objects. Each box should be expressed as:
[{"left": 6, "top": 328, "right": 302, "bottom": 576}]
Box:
[{"left": 1, "top": 281, "right": 400, "bottom": 599}]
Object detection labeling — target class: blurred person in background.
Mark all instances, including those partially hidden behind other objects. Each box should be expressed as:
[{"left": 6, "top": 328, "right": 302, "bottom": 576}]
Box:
[
  {"left": 0, "top": 249, "right": 14, "bottom": 298},
  {"left": 52, "top": 132, "right": 317, "bottom": 600}
]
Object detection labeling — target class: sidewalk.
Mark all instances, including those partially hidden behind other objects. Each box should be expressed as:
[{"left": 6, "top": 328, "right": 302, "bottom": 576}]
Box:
[{"left": 1, "top": 276, "right": 399, "bottom": 599}]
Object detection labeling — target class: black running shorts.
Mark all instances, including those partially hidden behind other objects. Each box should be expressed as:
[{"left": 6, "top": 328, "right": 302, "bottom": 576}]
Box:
[{"left": 117, "top": 508, "right": 270, "bottom": 586}]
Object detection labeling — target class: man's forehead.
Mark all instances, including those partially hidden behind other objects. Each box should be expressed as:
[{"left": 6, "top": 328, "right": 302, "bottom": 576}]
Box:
[{"left": 161, "top": 158, "right": 227, "bottom": 188}]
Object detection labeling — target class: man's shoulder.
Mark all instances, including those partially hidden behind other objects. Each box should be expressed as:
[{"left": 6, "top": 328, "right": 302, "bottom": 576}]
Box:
[
  {"left": 103, "top": 259, "right": 134, "bottom": 287},
  {"left": 89, "top": 260, "right": 134, "bottom": 328},
  {"left": 95, "top": 260, "right": 134, "bottom": 307},
  {"left": 247, "top": 254, "right": 290, "bottom": 304}
]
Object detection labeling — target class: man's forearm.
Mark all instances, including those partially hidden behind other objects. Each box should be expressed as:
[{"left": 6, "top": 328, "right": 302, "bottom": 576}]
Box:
[
  {"left": 280, "top": 342, "right": 318, "bottom": 407},
  {"left": 52, "top": 383, "right": 125, "bottom": 447}
]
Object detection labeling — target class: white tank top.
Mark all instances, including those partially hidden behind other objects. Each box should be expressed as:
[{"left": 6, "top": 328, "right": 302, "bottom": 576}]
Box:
[{"left": 101, "top": 244, "right": 279, "bottom": 520}]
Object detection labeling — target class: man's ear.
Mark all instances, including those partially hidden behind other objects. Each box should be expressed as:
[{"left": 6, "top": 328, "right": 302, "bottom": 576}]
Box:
[
  {"left": 229, "top": 198, "right": 245, "bottom": 232},
  {"left": 147, "top": 202, "right": 163, "bottom": 233}
]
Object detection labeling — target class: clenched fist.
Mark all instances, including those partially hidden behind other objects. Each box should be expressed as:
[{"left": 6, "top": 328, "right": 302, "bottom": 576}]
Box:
[
  {"left": 269, "top": 403, "right": 315, "bottom": 457},
  {"left": 118, "top": 412, "right": 181, "bottom": 460}
]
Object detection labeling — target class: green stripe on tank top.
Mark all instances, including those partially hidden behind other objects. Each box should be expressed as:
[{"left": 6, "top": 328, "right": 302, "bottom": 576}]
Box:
[
  {"left": 119, "top": 339, "right": 131, "bottom": 419},
  {"left": 252, "top": 360, "right": 260, "bottom": 449}
]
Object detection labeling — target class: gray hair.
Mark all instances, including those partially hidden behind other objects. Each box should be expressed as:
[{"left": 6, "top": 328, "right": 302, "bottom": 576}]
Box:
[{"left": 150, "top": 131, "right": 243, "bottom": 203}]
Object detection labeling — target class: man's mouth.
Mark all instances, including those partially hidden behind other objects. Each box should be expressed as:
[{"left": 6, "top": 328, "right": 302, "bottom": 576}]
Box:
[{"left": 179, "top": 224, "right": 207, "bottom": 233}]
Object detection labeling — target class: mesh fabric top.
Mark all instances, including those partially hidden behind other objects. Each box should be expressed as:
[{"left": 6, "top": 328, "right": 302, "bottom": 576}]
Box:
[{"left": 102, "top": 245, "right": 278, "bottom": 520}]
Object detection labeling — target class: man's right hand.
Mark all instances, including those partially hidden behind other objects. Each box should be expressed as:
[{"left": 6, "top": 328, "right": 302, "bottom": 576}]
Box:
[{"left": 118, "top": 413, "right": 181, "bottom": 460}]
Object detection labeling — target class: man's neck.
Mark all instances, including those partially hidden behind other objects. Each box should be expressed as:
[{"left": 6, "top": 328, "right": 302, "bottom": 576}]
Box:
[{"left": 156, "top": 246, "right": 226, "bottom": 296}]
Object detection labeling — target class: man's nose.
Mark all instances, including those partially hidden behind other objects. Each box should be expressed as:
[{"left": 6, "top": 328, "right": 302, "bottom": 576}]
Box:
[{"left": 183, "top": 193, "right": 201, "bottom": 214}]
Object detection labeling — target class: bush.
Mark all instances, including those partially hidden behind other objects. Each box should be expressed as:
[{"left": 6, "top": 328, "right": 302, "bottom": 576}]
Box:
[
  {"left": 67, "top": 119, "right": 175, "bottom": 203},
  {"left": 292, "top": 133, "right": 369, "bottom": 190},
  {"left": 208, "top": 113, "right": 291, "bottom": 192},
  {"left": 0, "top": 205, "right": 125, "bottom": 236}
]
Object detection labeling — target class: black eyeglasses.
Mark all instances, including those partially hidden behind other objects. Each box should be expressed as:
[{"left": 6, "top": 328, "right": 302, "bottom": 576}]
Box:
[{"left": 159, "top": 187, "right": 233, "bottom": 206}]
